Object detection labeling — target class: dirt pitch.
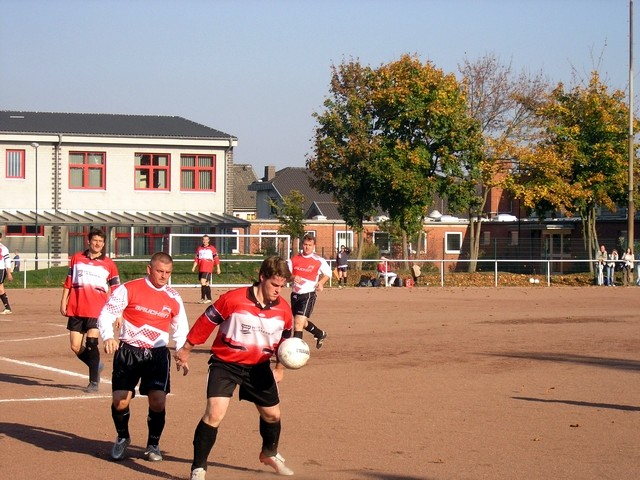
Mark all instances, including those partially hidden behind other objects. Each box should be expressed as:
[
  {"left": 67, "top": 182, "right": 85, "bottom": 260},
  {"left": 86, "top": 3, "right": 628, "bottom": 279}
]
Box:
[{"left": 1, "top": 285, "right": 639, "bottom": 480}]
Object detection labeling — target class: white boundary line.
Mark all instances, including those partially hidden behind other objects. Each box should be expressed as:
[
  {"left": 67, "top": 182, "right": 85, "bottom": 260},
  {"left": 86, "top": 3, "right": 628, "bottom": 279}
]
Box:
[
  {"left": 0, "top": 333, "right": 67, "bottom": 343},
  {"left": 0, "top": 355, "right": 113, "bottom": 403}
]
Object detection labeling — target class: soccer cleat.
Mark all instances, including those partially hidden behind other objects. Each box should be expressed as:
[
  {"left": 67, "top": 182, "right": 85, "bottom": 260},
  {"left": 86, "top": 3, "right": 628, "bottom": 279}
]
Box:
[
  {"left": 144, "top": 445, "right": 162, "bottom": 462},
  {"left": 0, "top": 309, "right": 12, "bottom": 315},
  {"left": 316, "top": 331, "right": 327, "bottom": 349},
  {"left": 190, "top": 468, "right": 206, "bottom": 480},
  {"left": 203, "top": 299, "right": 211, "bottom": 304},
  {"left": 111, "top": 437, "right": 131, "bottom": 460},
  {"left": 259, "top": 452, "right": 294, "bottom": 476},
  {"left": 85, "top": 381, "right": 99, "bottom": 393},
  {"left": 198, "top": 299, "right": 206, "bottom": 304}
]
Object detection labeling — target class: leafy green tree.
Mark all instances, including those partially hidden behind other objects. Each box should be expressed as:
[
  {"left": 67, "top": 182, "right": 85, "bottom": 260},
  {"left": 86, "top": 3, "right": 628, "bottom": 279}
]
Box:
[
  {"left": 370, "top": 54, "right": 483, "bottom": 259},
  {"left": 510, "top": 72, "right": 638, "bottom": 271},
  {"left": 307, "top": 59, "right": 380, "bottom": 261},
  {"left": 268, "top": 190, "right": 306, "bottom": 252}
]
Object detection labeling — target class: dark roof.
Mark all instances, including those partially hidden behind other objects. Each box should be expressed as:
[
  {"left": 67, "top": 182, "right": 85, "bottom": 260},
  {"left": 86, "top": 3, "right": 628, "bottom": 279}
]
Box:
[
  {"left": 0, "top": 210, "right": 249, "bottom": 228},
  {"left": 0, "top": 111, "right": 235, "bottom": 139},
  {"left": 271, "top": 167, "right": 335, "bottom": 212},
  {"left": 232, "top": 164, "right": 257, "bottom": 211},
  {"left": 306, "top": 201, "right": 343, "bottom": 220}
]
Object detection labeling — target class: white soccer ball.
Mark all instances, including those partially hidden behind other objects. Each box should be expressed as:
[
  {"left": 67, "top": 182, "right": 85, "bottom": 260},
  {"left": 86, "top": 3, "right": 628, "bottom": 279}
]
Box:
[
  {"left": 529, "top": 277, "right": 535, "bottom": 283},
  {"left": 277, "top": 338, "right": 310, "bottom": 370}
]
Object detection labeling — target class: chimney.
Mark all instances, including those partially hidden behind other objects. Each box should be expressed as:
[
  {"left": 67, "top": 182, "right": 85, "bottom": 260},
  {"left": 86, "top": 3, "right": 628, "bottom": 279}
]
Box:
[{"left": 264, "top": 165, "right": 276, "bottom": 182}]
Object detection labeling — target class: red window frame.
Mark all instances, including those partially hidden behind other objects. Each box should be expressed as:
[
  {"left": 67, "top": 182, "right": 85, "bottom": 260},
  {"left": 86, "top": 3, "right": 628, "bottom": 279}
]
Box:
[
  {"left": 135, "top": 153, "right": 170, "bottom": 190},
  {"left": 68, "top": 151, "right": 106, "bottom": 189},
  {"left": 180, "top": 154, "right": 216, "bottom": 191},
  {"left": 5, "top": 225, "right": 43, "bottom": 236}
]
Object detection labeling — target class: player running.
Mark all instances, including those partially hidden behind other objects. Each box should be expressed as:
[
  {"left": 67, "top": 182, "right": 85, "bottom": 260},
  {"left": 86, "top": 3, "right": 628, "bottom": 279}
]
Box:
[{"left": 287, "top": 233, "right": 331, "bottom": 348}]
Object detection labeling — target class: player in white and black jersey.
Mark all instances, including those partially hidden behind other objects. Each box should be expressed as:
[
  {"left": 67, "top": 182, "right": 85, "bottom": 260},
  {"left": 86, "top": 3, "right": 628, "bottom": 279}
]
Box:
[{"left": 0, "top": 232, "right": 14, "bottom": 314}]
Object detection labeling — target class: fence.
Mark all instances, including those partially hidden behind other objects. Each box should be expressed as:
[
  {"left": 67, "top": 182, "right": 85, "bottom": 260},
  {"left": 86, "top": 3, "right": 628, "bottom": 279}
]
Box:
[{"left": 9, "top": 256, "right": 639, "bottom": 289}]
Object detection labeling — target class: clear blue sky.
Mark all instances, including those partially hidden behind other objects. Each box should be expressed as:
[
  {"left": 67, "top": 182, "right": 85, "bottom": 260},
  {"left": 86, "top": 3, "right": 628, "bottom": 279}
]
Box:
[{"left": 0, "top": 0, "right": 634, "bottom": 173}]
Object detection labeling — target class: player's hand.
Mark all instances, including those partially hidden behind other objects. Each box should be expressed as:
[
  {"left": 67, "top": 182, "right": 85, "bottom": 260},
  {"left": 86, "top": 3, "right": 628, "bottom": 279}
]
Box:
[
  {"left": 104, "top": 338, "right": 119, "bottom": 355},
  {"left": 174, "top": 350, "right": 190, "bottom": 376},
  {"left": 176, "top": 360, "right": 190, "bottom": 376}
]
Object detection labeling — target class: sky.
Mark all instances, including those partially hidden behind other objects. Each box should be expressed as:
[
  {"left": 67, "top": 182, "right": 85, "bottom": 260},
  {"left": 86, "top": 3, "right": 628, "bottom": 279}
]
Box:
[{"left": 0, "top": 0, "right": 635, "bottom": 175}]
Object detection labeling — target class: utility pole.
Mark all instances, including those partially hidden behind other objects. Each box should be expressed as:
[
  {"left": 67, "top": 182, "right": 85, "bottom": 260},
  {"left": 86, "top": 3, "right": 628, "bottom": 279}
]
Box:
[{"left": 628, "top": 0, "right": 635, "bottom": 251}]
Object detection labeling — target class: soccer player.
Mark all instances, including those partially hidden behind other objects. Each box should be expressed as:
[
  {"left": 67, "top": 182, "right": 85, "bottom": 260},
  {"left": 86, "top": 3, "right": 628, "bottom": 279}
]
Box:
[
  {"left": 175, "top": 256, "right": 294, "bottom": 479},
  {"left": 98, "top": 252, "right": 190, "bottom": 463},
  {"left": 287, "top": 233, "right": 331, "bottom": 348},
  {"left": 60, "top": 228, "right": 120, "bottom": 392},
  {"left": 192, "top": 234, "right": 221, "bottom": 304},
  {"left": 0, "top": 232, "right": 13, "bottom": 314}
]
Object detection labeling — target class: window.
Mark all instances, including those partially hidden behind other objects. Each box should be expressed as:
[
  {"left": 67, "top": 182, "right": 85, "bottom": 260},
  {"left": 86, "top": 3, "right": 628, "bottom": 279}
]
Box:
[
  {"left": 69, "top": 152, "right": 106, "bottom": 189},
  {"left": 336, "top": 230, "right": 353, "bottom": 250},
  {"left": 445, "top": 232, "right": 462, "bottom": 254},
  {"left": 135, "top": 153, "right": 170, "bottom": 190},
  {"left": 180, "top": 154, "right": 215, "bottom": 191},
  {"left": 373, "top": 231, "right": 390, "bottom": 254},
  {"left": 259, "top": 229, "right": 278, "bottom": 255},
  {"left": 5, "top": 225, "right": 43, "bottom": 236},
  {"left": 6, "top": 150, "right": 25, "bottom": 178},
  {"left": 481, "top": 231, "right": 491, "bottom": 246}
]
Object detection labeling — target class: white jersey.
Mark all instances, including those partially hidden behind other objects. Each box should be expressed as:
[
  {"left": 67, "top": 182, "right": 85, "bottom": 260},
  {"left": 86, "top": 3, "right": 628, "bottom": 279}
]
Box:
[{"left": 0, "top": 243, "right": 10, "bottom": 270}]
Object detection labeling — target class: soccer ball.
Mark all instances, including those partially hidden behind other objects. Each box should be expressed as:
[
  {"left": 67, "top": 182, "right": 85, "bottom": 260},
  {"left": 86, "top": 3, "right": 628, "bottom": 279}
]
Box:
[{"left": 277, "top": 338, "right": 310, "bottom": 370}]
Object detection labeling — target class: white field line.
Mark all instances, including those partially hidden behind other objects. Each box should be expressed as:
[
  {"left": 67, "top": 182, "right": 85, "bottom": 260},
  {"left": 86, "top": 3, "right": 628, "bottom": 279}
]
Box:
[
  {"left": 0, "top": 355, "right": 113, "bottom": 403},
  {"left": 0, "top": 333, "right": 67, "bottom": 343}
]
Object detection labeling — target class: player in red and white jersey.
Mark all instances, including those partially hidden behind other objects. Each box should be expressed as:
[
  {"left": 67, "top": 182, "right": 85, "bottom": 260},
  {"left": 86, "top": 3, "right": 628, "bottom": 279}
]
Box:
[
  {"left": 98, "top": 252, "right": 189, "bottom": 463},
  {"left": 287, "top": 233, "right": 332, "bottom": 348},
  {"left": 192, "top": 234, "right": 221, "bottom": 304},
  {"left": 60, "top": 228, "right": 120, "bottom": 393},
  {"left": 175, "top": 256, "right": 296, "bottom": 479}
]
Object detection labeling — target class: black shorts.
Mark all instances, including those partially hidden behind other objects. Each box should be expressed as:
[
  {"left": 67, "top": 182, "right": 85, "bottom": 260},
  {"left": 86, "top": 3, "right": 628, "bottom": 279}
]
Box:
[
  {"left": 198, "top": 272, "right": 213, "bottom": 283},
  {"left": 67, "top": 316, "right": 98, "bottom": 333},
  {"left": 290, "top": 291, "right": 317, "bottom": 318},
  {"left": 112, "top": 343, "right": 171, "bottom": 396},
  {"left": 206, "top": 356, "right": 279, "bottom": 407},
  {"left": 0, "top": 269, "right": 7, "bottom": 284}
]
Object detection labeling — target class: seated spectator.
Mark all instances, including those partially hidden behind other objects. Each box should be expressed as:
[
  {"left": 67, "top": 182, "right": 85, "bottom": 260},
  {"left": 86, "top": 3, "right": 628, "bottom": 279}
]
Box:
[{"left": 377, "top": 257, "right": 397, "bottom": 287}]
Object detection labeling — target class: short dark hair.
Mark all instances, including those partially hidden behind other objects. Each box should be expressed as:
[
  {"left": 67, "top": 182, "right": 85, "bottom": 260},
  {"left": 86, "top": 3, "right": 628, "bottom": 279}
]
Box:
[
  {"left": 259, "top": 256, "right": 291, "bottom": 281},
  {"left": 302, "top": 233, "right": 316, "bottom": 243},
  {"left": 87, "top": 227, "right": 106, "bottom": 241}
]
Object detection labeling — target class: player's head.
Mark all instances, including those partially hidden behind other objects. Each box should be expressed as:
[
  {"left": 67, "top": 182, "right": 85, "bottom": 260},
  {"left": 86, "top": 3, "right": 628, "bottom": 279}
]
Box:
[
  {"left": 258, "top": 256, "right": 290, "bottom": 302},
  {"left": 301, "top": 233, "right": 316, "bottom": 255},
  {"left": 87, "top": 228, "right": 106, "bottom": 255},
  {"left": 202, "top": 234, "right": 210, "bottom": 246},
  {"left": 148, "top": 252, "right": 173, "bottom": 288}
]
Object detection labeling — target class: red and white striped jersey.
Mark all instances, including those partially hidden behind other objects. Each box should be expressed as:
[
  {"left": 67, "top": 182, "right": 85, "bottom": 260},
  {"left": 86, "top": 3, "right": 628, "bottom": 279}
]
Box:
[
  {"left": 287, "top": 253, "right": 332, "bottom": 294},
  {"left": 194, "top": 245, "right": 220, "bottom": 273},
  {"left": 98, "top": 277, "right": 189, "bottom": 349},
  {"left": 187, "top": 286, "right": 293, "bottom": 365},
  {"left": 63, "top": 250, "right": 120, "bottom": 318}
]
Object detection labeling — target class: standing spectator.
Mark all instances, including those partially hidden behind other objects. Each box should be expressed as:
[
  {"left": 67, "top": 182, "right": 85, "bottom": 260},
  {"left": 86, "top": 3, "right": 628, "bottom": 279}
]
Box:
[
  {"left": 98, "top": 252, "right": 190, "bottom": 462},
  {"left": 596, "top": 245, "right": 607, "bottom": 286},
  {"left": 192, "top": 234, "right": 221, "bottom": 304},
  {"left": 287, "top": 233, "right": 331, "bottom": 348},
  {"left": 0, "top": 232, "right": 13, "bottom": 314},
  {"left": 607, "top": 249, "right": 618, "bottom": 286},
  {"left": 175, "top": 256, "right": 295, "bottom": 479},
  {"left": 335, "top": 245, "right": 350, "bottom": 287},
  {"left": 622, "top": 247, "right": 634, "bottom": 286},
  {"left": 377, "top": 257, "right": 398, "bottom": 287},
  {"left": 12, "top": 250, "right": 20, "bottom": 273},
  {"left": 61, "top": 228, "right": 120, "bottom": 392}
]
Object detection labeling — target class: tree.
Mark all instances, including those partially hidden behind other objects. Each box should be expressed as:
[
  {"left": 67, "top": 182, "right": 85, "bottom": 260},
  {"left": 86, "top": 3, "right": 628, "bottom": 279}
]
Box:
[
  {"left": 459, "top": 53, "right": 549, "bottom": 271},
  {"left": 307, "top": 59, "right": 381, "bottom": 261},
  {"left": 268, "top": 190, "right": 306, "bottom": 252},
  {"left": 510, "top": 71, "right": 638, "bottom": 272}
]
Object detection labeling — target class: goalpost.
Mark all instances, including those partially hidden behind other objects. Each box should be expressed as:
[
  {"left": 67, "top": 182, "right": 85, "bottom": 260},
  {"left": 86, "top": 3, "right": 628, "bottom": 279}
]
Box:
[{"left": 167, "top": 233, "right": 291, "bottom": 288}]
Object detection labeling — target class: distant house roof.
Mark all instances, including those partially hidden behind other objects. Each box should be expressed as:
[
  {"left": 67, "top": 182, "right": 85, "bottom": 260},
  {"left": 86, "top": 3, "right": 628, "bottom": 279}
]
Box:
[
  {"left": 233, "top": 164, "right": 257, "bottom": 211},
  {"left": 0, "top": 110, "right": 236, "bottom": 140},
  {"left": 250, "top": 167, "right": 341, "bottom": 220}
]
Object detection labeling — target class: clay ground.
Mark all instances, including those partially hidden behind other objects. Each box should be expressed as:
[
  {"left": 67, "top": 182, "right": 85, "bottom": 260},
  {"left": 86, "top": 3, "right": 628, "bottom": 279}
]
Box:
[{"left": 0, "top": 285, "right": 639, "bottom": 480}]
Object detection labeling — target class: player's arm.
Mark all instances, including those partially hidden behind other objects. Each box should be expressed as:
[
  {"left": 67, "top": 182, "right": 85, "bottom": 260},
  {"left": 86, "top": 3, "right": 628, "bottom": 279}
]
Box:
[{"left": 60, "top": 287, "right": 70, "bottom": 316}]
